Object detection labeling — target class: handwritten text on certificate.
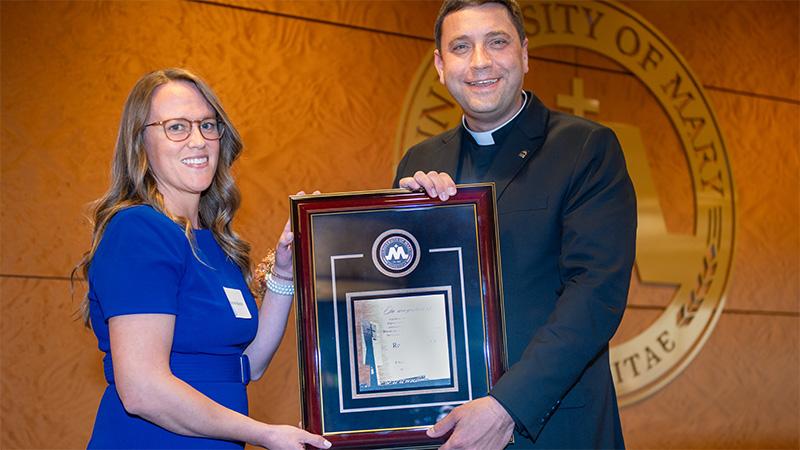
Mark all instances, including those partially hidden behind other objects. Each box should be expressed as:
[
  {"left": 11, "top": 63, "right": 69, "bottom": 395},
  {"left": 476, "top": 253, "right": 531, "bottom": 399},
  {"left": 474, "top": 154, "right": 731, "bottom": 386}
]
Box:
[{"left": 354, "top": 294, "right": 452, "bottom": 391}]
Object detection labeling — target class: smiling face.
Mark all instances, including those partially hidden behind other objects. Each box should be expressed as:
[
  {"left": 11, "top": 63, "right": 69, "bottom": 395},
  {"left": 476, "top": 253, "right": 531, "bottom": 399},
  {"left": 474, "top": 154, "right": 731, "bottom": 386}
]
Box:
[
  {"left": 434, "top": 2, "right": 529, "bottom": 131},
  {"left": 143, "top": 80, "right": 220, "bottom": 218}
]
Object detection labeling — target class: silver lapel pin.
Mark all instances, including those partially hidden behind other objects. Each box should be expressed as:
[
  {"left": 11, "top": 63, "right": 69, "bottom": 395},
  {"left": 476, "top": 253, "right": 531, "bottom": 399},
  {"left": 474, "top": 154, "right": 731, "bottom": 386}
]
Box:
[{"left": 518, "top": 150, "right": 528, "bottom": 159}]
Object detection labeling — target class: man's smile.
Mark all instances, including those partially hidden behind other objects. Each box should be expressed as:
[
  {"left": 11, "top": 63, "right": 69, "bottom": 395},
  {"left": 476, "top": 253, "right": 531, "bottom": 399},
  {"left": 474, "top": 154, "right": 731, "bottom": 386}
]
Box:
[{"left": 466, "top": 78, "right": 500, "bottom": 87}]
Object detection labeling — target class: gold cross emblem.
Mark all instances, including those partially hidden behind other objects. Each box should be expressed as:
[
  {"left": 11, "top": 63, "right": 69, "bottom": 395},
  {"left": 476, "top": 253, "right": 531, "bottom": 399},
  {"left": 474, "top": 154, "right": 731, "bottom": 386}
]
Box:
[{"left": 556, "top": 78, "right": 599, "bottom": 117}]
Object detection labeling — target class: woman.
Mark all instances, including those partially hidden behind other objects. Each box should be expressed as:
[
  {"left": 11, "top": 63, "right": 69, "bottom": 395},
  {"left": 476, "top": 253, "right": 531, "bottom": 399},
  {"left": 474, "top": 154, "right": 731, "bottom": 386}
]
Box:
[{"left": 75, "top": 68, "right": 329, "bottom": 449}]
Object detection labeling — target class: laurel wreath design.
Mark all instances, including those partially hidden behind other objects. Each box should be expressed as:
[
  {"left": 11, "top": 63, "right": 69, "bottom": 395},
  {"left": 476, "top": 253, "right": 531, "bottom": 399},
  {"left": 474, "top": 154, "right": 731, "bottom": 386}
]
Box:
[{"left": 676, "top": 244, "right": 718, "bottom": 327}]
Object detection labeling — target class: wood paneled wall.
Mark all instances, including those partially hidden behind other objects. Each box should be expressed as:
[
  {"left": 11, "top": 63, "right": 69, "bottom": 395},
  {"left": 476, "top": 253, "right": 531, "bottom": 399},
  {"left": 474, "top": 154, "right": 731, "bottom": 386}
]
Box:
[{"left": 1, "top": 1, "right": 797, "bottom": 448}]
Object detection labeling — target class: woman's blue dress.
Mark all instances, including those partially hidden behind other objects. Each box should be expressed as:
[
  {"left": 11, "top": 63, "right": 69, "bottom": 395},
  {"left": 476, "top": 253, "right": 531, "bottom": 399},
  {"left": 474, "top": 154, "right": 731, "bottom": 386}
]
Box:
[{"left": 87, "top": 205, "right": 258, "bottom": 449}]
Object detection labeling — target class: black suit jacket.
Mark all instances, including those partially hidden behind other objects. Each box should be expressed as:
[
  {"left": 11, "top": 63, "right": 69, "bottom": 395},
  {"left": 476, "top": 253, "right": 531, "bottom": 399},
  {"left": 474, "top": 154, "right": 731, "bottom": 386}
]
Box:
[{"left": 393, "top": 93, "right": 636, "bottom": 449}]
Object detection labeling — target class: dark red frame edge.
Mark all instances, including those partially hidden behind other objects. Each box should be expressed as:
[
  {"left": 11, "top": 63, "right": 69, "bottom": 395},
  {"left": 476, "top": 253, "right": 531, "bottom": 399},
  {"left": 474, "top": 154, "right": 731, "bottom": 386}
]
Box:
[{"left": 290, "top": 184, "right": 507, "bottom": 449}]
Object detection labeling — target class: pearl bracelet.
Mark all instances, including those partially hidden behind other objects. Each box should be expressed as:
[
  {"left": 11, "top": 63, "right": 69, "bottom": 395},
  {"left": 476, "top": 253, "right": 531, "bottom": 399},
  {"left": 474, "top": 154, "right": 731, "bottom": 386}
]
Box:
[{"left": 266, "top": 272, "right": 295, "bottom": 296}]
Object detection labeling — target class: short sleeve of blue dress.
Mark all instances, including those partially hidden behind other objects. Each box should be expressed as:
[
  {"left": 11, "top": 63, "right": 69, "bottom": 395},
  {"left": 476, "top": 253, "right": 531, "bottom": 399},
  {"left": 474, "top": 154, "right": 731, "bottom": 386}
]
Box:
[
  {"left": 90, "top": 207, "right": 183, "bottom": 320},
  {"left": 87, "top": 206, "right": 258, "bottom": 449}
]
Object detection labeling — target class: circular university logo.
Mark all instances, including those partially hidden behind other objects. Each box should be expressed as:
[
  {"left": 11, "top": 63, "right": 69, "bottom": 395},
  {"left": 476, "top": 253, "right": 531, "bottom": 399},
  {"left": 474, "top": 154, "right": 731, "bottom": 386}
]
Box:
[
  {"left": 372, "top": 229, "right": 421, "bottom": 278},
  {"left": 395, "top": 0, "right": 735, "bottom": 406}
]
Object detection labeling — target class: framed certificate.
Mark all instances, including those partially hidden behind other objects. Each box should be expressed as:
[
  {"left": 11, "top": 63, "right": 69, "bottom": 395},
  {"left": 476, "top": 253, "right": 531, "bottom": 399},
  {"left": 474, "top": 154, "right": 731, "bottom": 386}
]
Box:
[{"left": 291, "top": 183, "right": 507, "bottom": 449}]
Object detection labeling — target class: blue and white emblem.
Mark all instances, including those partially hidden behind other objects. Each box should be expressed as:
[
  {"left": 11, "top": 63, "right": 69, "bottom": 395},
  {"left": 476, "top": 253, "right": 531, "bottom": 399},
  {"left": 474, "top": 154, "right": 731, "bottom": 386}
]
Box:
[{"left": 372, "top": 229, "right": 421, "bottom": 277}]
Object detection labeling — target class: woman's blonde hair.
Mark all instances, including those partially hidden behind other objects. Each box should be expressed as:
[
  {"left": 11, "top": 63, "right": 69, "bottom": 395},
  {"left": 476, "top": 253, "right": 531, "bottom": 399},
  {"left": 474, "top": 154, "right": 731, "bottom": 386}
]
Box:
[{"left": 74, "top": 68, "right": 252, "bottom": 325}]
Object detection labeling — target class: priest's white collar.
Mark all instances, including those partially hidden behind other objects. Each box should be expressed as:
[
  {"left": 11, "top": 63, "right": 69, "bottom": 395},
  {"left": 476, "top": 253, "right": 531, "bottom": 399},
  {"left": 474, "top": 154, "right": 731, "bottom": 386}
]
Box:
[{"left": 462, "top": 91, "right": 528, "bottom": 146}]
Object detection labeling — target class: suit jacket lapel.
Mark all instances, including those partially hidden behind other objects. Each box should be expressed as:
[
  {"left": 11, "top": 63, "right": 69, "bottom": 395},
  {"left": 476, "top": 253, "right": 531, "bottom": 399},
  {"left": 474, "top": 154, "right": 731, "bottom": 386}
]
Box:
[
  {"left": 487, "top": 94, "right": 550, "bottom": 200},
  {"left": 431, "top": 127, "right": 462, "bottom": 176}
]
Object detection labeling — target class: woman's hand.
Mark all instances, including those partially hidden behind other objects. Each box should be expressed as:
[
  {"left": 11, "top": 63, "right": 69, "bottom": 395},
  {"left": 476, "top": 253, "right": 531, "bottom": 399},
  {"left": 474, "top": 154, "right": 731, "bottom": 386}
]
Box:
[
  {"left": 273, "top": 218, "right": 294, "bottom": 278},
  {"left": 259, "top": 424, "right": 331, "bottom": 450},
  {"left": 273, "top": 191, "right": 320, "bottom": 278}
]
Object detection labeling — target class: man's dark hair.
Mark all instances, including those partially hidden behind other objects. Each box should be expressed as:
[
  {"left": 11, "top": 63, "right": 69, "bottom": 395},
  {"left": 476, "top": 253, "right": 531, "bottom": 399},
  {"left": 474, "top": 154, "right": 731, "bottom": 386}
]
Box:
[{"left": 434, "top": 0, "right": 526, "bottom": 51}]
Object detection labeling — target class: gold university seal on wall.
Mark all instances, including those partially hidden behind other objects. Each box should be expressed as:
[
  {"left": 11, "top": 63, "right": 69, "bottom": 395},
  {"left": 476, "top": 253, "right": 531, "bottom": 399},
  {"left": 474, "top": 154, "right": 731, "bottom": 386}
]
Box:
[{"left": 395, "top": 0, "right": 735, "bottom": 406}]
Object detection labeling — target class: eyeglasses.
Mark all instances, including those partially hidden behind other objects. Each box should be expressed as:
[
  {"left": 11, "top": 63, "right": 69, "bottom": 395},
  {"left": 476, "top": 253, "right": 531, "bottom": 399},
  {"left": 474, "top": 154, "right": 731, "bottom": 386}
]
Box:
[{"left": 144, "top": 117, "right": 225, "bottom": 142}]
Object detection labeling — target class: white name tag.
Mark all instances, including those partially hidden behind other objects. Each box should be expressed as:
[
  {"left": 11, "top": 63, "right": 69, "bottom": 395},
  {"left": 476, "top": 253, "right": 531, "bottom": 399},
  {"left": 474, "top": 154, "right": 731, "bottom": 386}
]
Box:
[{"left": 223, "top": 287, "right": 252, "bottom": 319}]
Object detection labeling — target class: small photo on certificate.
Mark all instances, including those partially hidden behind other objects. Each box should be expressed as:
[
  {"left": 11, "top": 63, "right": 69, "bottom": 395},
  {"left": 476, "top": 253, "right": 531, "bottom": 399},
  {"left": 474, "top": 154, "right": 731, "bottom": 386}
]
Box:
[{"left": 350, "top": 293, "right": 455, "bottom": 396}]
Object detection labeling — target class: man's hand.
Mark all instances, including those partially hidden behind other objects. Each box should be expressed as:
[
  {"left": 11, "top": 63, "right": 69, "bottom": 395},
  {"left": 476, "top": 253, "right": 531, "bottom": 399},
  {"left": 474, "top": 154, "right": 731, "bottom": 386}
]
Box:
[
  {"left": 398, "top": 170, "right": 457, "bottom": 201},
  {"left": 427, "top": 396, "right": 515, "bottom": 450}
]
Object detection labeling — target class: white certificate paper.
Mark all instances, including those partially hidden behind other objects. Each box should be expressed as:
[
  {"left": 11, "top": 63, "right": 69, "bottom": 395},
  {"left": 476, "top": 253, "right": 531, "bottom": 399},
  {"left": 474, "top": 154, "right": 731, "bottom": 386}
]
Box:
[{"left": 353, "top": 294, "right": 452, "bottom": 391}]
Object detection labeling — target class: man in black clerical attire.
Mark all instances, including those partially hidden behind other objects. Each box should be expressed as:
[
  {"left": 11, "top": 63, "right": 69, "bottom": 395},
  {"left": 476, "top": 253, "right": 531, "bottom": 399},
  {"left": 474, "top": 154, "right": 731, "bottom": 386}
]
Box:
[{"left": 393, "top": 1, "right": 637, "bottom": 448}]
